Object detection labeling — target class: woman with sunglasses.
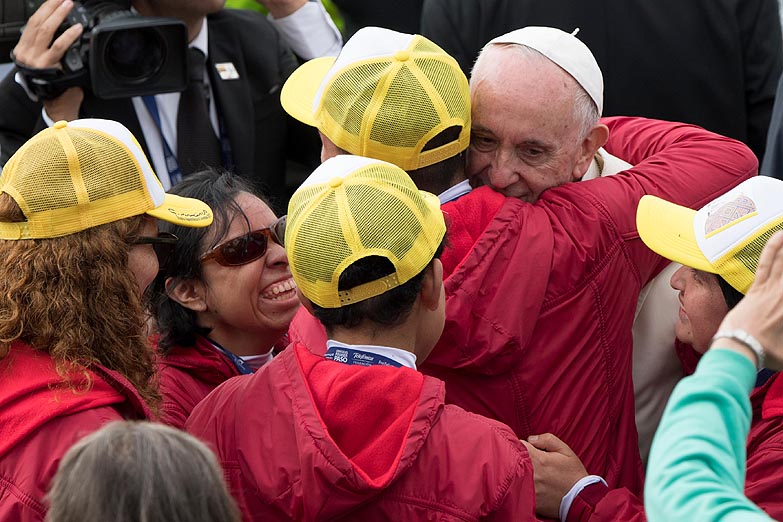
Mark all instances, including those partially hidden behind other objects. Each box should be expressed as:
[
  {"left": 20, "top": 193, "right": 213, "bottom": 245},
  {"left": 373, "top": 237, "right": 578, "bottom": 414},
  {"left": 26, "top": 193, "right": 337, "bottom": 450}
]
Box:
[
  {"left": 0, "top": 119, "right": 212, "bottom": 522},
  {"left": 148, "top": 168, "right": 299, "bottom": 429}
]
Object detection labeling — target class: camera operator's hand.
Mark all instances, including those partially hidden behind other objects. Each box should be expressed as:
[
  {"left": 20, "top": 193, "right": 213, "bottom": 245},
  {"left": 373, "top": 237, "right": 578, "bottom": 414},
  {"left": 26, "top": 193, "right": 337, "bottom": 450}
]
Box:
[
  {"left": 13, "top": 0, "right": 84, "bottom": 121},
  {"left": 713, "top": 231, "right": 783, "bottom": 370},
  {"left": 13, "top": 0, "right": 83, "bottom": 69},
  {"left": 256, "top": 0, "right": 308, "bottom": 19}
]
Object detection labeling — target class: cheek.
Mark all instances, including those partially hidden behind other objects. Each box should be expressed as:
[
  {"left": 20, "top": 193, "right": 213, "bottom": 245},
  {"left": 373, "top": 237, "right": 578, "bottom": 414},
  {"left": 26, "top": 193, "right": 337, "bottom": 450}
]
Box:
[
  {"left": 466, "top": 148, "right": 491, "bottom": 177},
  {"left": 128, "top": 248, "right": 159, "bottom": 295}
]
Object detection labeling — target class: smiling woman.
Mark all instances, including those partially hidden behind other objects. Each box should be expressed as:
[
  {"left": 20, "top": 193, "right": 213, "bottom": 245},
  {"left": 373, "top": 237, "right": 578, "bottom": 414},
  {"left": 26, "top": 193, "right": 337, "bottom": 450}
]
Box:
[{"left": 146, "top": 167, "right": 300, "bottom": 429}]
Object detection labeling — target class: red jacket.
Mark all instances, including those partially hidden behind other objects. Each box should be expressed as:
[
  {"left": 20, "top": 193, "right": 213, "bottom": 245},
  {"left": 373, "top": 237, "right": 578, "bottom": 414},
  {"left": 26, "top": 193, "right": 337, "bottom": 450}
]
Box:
[
  {"left": 0, "top": 342, "right": 150, "bottom": 521},
  {"left": 157, "top": 335, "right": 242, "bottom": 429},
  {"left": 290, "top": 117, "right": 757, "bottom": 498},
  {"left": 187, "top": 342, "right": 536, "bottom": 521}
]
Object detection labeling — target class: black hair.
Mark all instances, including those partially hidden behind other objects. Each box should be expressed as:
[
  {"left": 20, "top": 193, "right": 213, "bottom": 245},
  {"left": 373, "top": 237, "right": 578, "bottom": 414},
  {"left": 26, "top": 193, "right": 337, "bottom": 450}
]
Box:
[
  {"left": 312, "top": 240, "right": 445, "bottom": 331},
  {"left": 407, "top": 125, "right": 466, "bottom": 195},
  {"left": 717, "top": 275, "right": 744, "bottom": 310},
  {"left": 145, "top": 168, "right": 268, "bottom": 353}
]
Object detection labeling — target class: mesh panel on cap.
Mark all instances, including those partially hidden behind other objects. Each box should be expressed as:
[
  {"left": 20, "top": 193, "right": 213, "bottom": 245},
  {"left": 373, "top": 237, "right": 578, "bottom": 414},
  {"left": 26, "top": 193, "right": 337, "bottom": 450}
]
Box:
[
  {"left": 412, "top": 38, "right": 444, "bottom": 55},
  {"left": 73, "top": 131, "right": 145, "bottom": 201},
  {"left": 11, "top": 136, "right": 77, "bottom": 212},
  {"left": 349, "top": 181, "right": 422, "bottom": 259},
  {"left": 369, "top": 64, "right": 440, "bottom": 148},
  {"left": 421, "top": 58, "right": 469, "bottom": 121},
  {"left": 713, "top": 221, "right": 783, "bottom": 293},
  {"left": 324, "top": 61, "right": 391, "bottom": 137},
  {"left": 290, "top": 190, "right": 353, "bottom": 284},
  {"left": 315, "top": 34, "right": 470, "bottom": 170},
  {"left": 287, "top": 161, "right": 444, "bottom": 308}
]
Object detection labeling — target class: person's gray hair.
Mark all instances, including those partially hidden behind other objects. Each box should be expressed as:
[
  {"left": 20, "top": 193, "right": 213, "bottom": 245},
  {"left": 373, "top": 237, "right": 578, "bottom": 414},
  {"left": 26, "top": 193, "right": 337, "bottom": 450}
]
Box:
[
  {"left": 46, "top": 421, "right": 241, "bottom": 522},
  {"left": 471, "top": 44, "right": 600, "bottom": 140}
]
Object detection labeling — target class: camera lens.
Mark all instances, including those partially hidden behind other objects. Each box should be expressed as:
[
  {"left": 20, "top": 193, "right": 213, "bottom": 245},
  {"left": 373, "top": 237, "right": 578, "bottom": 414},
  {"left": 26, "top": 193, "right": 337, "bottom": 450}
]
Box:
[{"left": 102, "top": 27, "right": 166, "bottom": 84}]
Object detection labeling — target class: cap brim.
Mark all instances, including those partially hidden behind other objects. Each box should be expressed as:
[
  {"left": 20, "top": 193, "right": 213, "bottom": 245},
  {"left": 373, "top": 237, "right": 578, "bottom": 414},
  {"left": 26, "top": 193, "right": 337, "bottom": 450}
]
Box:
[
  {"left": 146, "top": 193, "right": 213, "bottom": 228},
  {"left": 636, "top": 195, "right": 714, "bottom": 273},
  {"left": 280, "top": 57, "right": 336, "bottom": 127}
]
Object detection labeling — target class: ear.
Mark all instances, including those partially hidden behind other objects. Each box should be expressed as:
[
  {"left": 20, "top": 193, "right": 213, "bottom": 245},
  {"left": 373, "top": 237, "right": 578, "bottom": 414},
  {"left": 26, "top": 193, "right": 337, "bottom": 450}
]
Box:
[
  {"left": 165, "top": 277, "right": 208, "bottom": 312},
  {"left": 420, "top": 259, "right": 444, "bottom": 311},
  {"left": 572, "top": 123, "right": 609, "bottom": 181}
]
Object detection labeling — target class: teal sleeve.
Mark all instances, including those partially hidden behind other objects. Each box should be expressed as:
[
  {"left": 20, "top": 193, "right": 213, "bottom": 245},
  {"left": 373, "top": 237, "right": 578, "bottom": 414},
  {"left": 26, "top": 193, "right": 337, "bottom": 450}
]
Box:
[{"left": 645, "top": 348, "right": 775, "bottom": 522}]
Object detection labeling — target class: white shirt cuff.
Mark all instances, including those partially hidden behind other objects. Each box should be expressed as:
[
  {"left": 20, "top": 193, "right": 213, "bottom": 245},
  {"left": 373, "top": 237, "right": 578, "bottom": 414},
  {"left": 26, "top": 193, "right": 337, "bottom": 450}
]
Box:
[
  {"left": 268, "top": 1, "right": 342, "bottom": 59},
  {"left": 42, "top": 107, "right": 55, "bottom": 127},
  {"left": 560, "top": 475, "right": 607, "bottom": 521},
  {"left": 14, "top": 71, "right": 39, "bottom": 103}
]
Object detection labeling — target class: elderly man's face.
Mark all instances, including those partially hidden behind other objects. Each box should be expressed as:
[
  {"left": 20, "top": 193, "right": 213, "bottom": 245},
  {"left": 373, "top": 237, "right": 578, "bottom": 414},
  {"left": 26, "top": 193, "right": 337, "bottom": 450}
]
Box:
[{"left": 467, "top": 49, "right": 593, "bottom": 202}]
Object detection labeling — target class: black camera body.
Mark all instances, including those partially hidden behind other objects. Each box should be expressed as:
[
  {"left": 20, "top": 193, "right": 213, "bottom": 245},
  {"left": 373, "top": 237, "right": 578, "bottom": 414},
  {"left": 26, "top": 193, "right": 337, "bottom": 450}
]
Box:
[{"left": 16, "top": 0, "right": 188, "bottom": 100}]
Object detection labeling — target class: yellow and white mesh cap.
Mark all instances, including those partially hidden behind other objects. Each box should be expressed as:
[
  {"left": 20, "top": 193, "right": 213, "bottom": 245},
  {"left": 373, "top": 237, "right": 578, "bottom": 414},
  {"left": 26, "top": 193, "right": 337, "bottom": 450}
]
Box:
[
  {"left": 637, "top": 177, "right": 783, "bottom": 294},
  {"left": 281, "top": 26, "right": 470, "bottom": 171},
  {"left": 286, "top": 155, "right": 446, "bottom": 308},
  {"left": 0, "top": 119, "right": 213, "bottom": 240}
]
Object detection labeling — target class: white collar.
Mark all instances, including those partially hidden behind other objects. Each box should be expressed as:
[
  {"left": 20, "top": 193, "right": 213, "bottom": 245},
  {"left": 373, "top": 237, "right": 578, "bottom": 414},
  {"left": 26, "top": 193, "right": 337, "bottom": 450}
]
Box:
[
  {"left": 190, "top": 18, "right": 209, "bottom": 57},
  {"left": 438, "top": 179, "right": 472, "bottom": 204},
  {"left": 326, "top": 340, "right": 417, "bottom": 370}
]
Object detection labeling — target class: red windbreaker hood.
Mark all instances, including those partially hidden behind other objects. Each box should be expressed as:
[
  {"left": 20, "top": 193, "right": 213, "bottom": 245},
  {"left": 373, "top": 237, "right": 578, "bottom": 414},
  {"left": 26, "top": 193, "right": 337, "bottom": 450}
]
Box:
[
  {"left": 286, "top": 343, "right": 444, "bottom": 519},
  {"left": 0, "top": 342, "right": 150, "bottom": 459}
]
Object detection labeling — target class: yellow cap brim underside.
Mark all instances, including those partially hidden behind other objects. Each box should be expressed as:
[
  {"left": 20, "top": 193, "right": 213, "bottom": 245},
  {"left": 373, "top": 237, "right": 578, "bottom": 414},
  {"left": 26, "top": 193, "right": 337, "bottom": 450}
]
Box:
[
  {"left": 637, "top": 195, "right": 716, "bottom": 273},
  {"left": 281, "top": 57, "right": 336, "bottom": 128}
]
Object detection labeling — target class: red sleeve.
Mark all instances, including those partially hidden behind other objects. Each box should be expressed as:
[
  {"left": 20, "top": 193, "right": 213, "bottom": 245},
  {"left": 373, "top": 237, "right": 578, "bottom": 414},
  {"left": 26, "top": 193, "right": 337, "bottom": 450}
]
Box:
[
  {"left": 566, "top": 482, "right": 647, "bottom": 522},
  {"left": 745, "top": 444, "right": 783, "bottom": 519},
  {"left": 486, "top": 442, "right": 538, "bottom": 521},
  {"left": 584, "top": 116, "right": 757, "bottom": 284}
]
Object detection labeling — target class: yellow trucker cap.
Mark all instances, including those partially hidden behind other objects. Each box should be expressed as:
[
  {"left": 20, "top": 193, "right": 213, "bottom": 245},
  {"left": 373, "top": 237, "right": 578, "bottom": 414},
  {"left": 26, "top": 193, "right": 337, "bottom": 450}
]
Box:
[
  {"left": 286, "top": 155, "right": 446, "bottom": 308},
  {"left": 281, "top": 27, "right": 470, "bottom": 171},
  {"left": 637, "top": 177, "right": 783, "bottom": 294},
  {"left": 0, "top": 119, "right": 212, "bottom": 240}
]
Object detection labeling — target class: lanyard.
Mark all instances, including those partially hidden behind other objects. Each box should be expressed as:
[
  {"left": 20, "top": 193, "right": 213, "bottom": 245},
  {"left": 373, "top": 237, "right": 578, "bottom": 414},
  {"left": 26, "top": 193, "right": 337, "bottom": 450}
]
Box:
[
  {"left": 142, "top": 94, "right": 235, "bottom": 186},
  {"left": 324, "top": 346, "right": 402, "bottom": 368},
  {"left": 208, "top": 337, "right": 255, "bottom": 375}
]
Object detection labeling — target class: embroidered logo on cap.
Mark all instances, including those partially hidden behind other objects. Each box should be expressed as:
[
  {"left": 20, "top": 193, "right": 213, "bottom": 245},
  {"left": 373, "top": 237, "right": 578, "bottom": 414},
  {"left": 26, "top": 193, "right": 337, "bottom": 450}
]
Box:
[{"left": 705, "top": 195, "right": 757, "bottom": 236}]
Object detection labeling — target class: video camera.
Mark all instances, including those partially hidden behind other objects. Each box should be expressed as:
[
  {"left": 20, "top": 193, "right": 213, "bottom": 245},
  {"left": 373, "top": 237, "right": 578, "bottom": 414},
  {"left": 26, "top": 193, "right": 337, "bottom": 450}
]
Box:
[{"left": 3, "top": 0, "right": 188, "bottom": 100}]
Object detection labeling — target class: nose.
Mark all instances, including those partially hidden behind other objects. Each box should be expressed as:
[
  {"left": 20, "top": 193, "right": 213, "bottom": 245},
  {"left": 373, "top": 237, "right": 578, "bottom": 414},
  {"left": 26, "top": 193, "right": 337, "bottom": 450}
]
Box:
[
  {"left": 670, "top": 265, "right": 687, "bottom": 291},
  {"left": 265, "top": 239, "right": 289, "bottom": 268},
  {"left": 488, "top": 148, "right": 519, "bottom": 190}
]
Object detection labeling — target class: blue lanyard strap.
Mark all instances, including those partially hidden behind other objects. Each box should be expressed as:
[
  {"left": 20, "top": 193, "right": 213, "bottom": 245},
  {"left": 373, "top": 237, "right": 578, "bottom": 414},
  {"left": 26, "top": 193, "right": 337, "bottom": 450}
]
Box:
[
  {"left": 208, "top": 338, "right": 255, "bottom": 375},
  {"left": 324, "top": 346, "right": 402, "bottom": 368},
  {"left": 142, "top": 94, "right": 234, "bottom": 186}
]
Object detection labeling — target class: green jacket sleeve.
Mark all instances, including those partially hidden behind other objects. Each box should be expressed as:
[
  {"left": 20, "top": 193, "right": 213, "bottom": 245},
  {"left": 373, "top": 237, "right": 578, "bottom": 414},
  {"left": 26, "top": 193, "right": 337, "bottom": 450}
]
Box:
[{"left": 645, "top": 348, "right": 774, "bottom": 522}]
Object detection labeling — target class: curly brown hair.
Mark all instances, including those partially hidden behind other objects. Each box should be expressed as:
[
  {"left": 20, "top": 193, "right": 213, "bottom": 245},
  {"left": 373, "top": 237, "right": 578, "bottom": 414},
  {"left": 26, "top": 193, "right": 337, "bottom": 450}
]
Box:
[{"left": 0, "top": 194, "right": 160, "bottom": 411}]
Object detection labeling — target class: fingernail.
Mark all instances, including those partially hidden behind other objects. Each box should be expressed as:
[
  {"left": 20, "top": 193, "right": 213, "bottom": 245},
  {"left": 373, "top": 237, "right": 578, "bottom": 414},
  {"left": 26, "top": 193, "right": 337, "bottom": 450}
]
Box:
[{"left": 528, "top": 435, "right": 538, "bottom": 442}]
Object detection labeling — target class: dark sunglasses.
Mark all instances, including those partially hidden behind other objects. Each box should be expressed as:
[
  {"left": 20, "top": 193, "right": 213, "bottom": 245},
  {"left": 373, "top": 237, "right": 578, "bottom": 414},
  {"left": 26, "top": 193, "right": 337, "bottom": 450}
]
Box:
[
  {"left": 200, "top": 216, "right": 286, "bottom": 267},
  {"left": 131, "top": 232, "right": 178, "bottom": 269}
]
